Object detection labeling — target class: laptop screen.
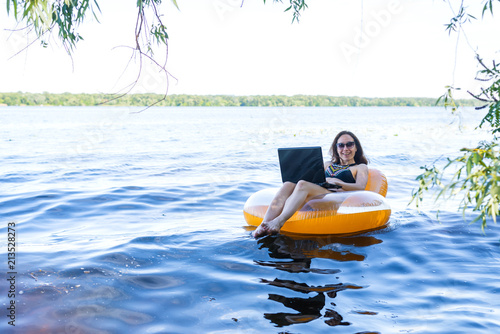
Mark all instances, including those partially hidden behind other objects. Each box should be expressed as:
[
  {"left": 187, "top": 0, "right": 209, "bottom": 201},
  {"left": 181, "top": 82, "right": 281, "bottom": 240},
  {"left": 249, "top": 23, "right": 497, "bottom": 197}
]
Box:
[{"left": 278, "top": 146, "right": 326, "bottom": 184}]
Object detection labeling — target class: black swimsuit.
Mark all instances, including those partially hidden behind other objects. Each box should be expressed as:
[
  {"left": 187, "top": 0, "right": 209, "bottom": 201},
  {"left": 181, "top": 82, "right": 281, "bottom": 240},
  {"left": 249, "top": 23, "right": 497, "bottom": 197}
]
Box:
[{"left": 325, "top": 163, "right": 356, "bottom": 183}]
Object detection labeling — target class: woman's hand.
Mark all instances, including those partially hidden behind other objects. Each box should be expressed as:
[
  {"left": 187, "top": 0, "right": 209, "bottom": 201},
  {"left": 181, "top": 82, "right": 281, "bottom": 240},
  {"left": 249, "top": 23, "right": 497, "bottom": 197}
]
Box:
[
  {"left": 325, "top": 177, "right": 346, "bottom": 192},
  {"left": 325, "top": 177, "right": 339, "bottom": 185}
]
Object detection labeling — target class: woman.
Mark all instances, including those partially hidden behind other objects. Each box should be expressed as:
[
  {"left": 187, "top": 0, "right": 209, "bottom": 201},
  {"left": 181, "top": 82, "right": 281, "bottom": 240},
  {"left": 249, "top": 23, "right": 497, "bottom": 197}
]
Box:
[{"left": 252, "top": 130, "right": 369, "bottom": 238}]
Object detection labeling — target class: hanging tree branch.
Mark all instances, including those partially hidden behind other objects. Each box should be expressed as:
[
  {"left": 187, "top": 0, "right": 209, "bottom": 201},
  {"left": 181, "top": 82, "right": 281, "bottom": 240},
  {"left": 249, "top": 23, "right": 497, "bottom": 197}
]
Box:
[{"left": 412, "top": 1, "right": 500, "bottom": 230}]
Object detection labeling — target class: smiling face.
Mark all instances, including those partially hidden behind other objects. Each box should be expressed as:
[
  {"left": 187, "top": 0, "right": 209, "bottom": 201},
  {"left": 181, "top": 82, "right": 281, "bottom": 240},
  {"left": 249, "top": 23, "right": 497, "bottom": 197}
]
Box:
[{"left": 336, "top": 134, "right": 357, "bottom": 165}]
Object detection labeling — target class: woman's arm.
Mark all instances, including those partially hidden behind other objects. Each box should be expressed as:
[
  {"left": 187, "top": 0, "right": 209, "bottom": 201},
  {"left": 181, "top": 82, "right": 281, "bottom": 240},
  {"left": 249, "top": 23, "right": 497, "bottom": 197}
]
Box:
[{"left": 326, "top": 164, "right": 369, "bottom": 191}]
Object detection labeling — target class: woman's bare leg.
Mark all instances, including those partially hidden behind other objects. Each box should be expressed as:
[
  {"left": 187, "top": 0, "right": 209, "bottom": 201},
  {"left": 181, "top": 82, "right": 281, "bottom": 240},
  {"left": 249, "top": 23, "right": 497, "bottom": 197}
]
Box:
[
  {"left": 253, "top": 181, "right": 330, "bottom": 238},
  {"left": 261, "top": 182, "right": 296, "bottom": 223}
]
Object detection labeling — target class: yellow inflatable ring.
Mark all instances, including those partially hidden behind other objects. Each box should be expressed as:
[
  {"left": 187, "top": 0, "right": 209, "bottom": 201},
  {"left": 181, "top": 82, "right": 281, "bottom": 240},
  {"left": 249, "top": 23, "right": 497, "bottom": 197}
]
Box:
[{"left": 243, "top": 169, "right": 391, "bottom": 235}]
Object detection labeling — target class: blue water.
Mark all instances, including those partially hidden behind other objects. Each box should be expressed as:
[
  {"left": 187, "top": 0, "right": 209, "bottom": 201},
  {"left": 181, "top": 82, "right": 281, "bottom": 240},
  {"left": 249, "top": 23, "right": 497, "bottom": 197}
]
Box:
[{"left": 1, "top": 106, "right": 499, "bottom": 333}]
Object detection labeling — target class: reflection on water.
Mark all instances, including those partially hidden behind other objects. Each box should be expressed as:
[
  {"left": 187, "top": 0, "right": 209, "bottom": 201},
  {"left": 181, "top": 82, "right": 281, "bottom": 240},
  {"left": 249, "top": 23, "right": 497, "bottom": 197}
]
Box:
[
  {"left": 255, "top": 234, "right": 381, "bottom": 327},
  {"left": 261, "top": 278, "right": 361, "bottom": 327},
  {"left": 256, "top": 233, "right": 383, "bottom": 265}
]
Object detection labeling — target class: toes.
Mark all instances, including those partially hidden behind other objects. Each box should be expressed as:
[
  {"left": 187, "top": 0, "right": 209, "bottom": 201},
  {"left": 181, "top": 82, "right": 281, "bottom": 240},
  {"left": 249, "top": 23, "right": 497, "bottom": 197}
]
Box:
[
  {"left": 252, "top": 224, "right": 270, "bottom": 238},
  {"left": 252, "top": 222, "right": 282, "bottom": 239}
]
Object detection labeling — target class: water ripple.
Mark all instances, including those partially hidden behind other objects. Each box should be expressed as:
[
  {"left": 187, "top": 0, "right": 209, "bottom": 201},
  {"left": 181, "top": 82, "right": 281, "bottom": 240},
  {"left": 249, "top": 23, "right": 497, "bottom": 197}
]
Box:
[{"left": 1, "top": 107, "right": 499, "bottom": 333}]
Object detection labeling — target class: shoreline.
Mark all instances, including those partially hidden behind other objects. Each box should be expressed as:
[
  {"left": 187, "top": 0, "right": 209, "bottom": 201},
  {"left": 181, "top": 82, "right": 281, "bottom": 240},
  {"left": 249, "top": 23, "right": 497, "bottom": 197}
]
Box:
[{"left": 0, "top": 92, "right": 481, "bottom": 108}]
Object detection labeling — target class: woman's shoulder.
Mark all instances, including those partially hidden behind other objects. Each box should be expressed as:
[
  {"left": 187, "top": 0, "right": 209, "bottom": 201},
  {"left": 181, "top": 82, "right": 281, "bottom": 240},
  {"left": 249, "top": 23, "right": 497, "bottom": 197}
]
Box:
[
  {"left": 352, "top": 163, "right": 368, "bottom": 172},
  {"left": 324, "top": 160, "right": 333, "bottom": 168}
]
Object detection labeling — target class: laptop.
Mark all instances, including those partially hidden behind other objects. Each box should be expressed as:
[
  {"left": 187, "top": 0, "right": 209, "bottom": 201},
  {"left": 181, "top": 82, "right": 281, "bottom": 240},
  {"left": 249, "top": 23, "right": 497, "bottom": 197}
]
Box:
[{"left": 277, "top": 146, "right": 341, "bottom": 189}]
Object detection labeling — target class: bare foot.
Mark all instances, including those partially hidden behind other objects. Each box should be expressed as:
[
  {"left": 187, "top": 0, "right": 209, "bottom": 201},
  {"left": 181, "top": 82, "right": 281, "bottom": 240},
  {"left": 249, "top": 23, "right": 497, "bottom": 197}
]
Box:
[
  {"left": 252, "top": 219, "right": 283, "bottom": 238},
  {"left": 252, "top": 223, "right": 272, "bottom": 238}
]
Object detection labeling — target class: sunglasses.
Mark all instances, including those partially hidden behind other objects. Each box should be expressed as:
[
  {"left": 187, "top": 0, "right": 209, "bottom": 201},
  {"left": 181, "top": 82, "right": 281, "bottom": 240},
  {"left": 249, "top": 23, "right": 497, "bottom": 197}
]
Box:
[{"left": 336, "top": 141, "right": 355, "bottom": 149}]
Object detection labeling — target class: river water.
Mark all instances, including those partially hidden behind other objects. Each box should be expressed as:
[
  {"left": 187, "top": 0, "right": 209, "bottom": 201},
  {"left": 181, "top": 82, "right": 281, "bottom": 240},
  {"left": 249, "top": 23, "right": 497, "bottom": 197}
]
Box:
[{"left": 1, "top": 106, "right": 499, "bottom": 333}]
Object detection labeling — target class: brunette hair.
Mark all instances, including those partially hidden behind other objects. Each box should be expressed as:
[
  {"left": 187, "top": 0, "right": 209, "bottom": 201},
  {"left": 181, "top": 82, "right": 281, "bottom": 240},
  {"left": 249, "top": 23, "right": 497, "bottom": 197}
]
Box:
[{"left": 329, "top": 130, "right": 368, "bottom": 165}]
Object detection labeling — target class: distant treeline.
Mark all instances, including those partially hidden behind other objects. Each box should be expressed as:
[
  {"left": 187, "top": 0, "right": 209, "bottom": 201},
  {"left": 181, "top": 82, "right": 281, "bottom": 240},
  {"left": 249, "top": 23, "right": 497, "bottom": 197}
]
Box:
[{"left": 0, "top": 92, "right": 481, "bottom": 107}]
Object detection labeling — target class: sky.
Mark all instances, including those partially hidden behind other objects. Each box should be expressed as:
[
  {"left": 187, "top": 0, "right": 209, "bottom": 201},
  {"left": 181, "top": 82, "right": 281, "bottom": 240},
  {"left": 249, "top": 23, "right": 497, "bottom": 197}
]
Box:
[{"left": 0, "top": 0, "right": 499, "bottom": 98}]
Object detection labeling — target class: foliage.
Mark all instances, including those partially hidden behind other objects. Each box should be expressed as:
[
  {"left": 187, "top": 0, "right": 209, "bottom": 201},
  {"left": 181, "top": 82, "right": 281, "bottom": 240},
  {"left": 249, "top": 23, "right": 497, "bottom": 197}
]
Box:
[
  {"left": 444, "top": 3, "right": 476, "bottom": 34},
  {"left": 470, "top": 55, "right": 500, "bottom": 134},
  {"left": 0, "top": 92, "right": 482, "bottom": 107},
  {"left": 412, "top": 1, "right": 500, "bottom": 229},
  {"left": 266, "top": 0, "right": 308, "bottom": 22},
  {"left": 6, "top": 0, "right": 102, "bottom": 53},
  {"left": 5, "top": 0, "right": 176, "bottom": 53},
  {"left": 412, "top": 141, "right": 500, "bottom": 230}
]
